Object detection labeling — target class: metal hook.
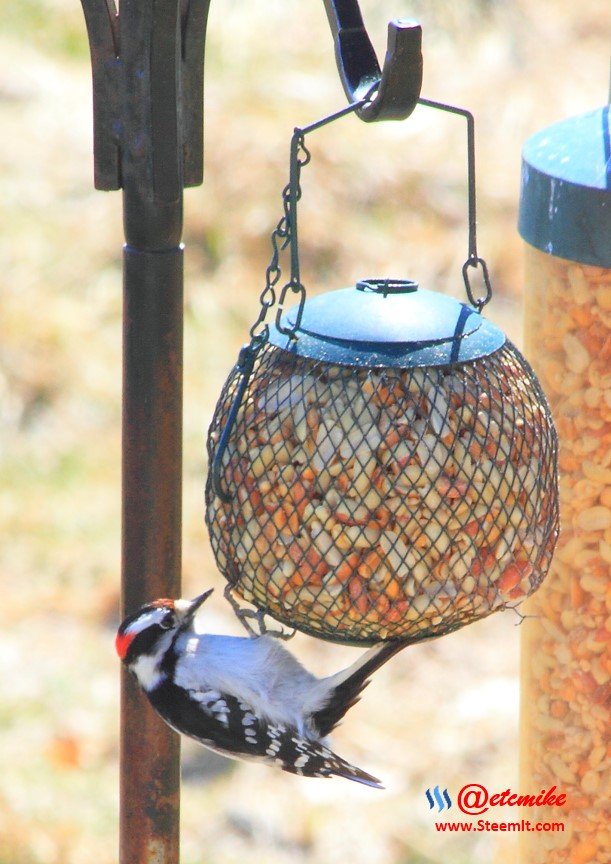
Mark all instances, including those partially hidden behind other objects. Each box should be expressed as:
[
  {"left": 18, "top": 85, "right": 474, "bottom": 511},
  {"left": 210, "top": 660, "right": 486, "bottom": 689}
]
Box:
[{"left": 322, "top": 0, "right": 422, "bottom": 121}]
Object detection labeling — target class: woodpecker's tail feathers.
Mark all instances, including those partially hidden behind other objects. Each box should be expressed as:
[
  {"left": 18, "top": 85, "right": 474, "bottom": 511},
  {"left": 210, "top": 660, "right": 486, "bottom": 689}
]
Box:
[
  {"left": 281, "top": 740, "right": 384, "bottom": 789},
  {"left": 331, "top": 756, "right": 385, "bottom": 789},
  {"left": 311, "top": 641, "right": 407, "bottom": 737}
]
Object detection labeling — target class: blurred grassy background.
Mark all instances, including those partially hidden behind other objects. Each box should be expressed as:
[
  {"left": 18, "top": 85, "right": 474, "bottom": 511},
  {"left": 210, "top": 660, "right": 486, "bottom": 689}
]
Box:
[{"left": 0, "top": 0, "right": 608, "bottom": 862}]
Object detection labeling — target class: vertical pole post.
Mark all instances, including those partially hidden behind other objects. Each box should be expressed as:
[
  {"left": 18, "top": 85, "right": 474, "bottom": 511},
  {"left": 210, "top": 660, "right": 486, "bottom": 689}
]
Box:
[
  {"left": 121, "top": 249, "right": 183, "bottom": 864},
  {"left": 120, "top": 3, "right": 184, "bottom": 859},
  {"left": 80, "top": 1, "right": 210, "bottom": 861}
]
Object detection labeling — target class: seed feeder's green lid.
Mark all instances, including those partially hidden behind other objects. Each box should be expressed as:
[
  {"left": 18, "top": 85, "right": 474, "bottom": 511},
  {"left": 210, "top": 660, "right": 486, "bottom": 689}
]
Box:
[
  {"left": 268, "top": 278, "right": 505, "bottom": 368},
  {"left": 518, "top": 105, "right": 611, "bottom": 267}
]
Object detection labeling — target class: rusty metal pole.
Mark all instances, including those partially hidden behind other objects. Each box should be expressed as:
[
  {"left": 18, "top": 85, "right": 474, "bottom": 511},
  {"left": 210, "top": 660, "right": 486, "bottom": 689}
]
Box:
[
  {"left": 120, "top": 244, "right": 183, "bottom": 864},
  {"left": 80, "top": 1, "right": 209, "bottom": 861}
]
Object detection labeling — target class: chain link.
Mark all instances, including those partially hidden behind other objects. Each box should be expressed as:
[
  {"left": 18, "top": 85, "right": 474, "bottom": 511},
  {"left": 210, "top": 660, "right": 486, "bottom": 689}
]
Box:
[
  {"left": 248, "top": 189, "right": 290, "bottom": 344},
  {"left": 295, "top": 133, "right": 311, "bottom": 168},
  {"left": 248, "top": 134, "right": 311, "bottom": 343},
  {"left": 462, "top": 254, "right": 493, "bottom": 311},
  {"left": 275, "top": 135, "right": 310, "bottom": 338}
]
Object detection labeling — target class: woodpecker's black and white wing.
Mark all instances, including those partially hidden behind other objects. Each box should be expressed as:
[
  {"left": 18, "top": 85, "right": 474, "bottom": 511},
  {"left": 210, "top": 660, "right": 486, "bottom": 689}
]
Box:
[{"left": 148, "top": 677, "right": 383, "bottom": 787}]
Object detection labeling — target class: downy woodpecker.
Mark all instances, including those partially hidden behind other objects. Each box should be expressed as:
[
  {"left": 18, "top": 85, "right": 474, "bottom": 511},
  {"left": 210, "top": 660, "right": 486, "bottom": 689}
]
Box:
[{"left": 116, "top": 589, "right": 406, "bottom": 787}]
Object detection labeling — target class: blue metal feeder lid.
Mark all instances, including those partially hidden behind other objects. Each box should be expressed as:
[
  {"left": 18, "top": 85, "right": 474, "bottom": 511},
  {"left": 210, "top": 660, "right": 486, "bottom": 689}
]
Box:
[
  {"left": 519, "top": 105, "right": 611, "bottom": 267},
  {"left": 267, "top": 278, "right": 506, "bottom": 367}
]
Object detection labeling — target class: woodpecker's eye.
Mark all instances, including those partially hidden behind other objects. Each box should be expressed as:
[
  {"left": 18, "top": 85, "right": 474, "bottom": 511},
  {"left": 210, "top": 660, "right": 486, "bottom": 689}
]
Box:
[{"left": 159, "top": 613, "right": 175, "bottom": 631}]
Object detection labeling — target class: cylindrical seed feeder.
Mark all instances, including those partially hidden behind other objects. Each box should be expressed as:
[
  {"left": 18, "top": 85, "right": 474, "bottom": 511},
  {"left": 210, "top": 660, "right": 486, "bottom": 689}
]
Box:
[
  {"left": 206, "top": 100, "right": 559, "bottom": 646},
  {"left": 518, "top": 105, "right": 611, "bottom": 864}
]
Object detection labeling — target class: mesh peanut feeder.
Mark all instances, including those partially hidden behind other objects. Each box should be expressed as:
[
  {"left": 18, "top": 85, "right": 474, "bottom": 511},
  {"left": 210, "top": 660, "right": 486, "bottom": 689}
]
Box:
[{"left": 205, "top": 98, "right": 559, "bottom": 646}]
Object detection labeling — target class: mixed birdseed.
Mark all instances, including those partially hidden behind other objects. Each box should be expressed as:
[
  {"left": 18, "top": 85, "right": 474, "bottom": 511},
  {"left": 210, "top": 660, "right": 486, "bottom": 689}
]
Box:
[{"left": 520, "top": 249, "right": 610, "bottom": 863}]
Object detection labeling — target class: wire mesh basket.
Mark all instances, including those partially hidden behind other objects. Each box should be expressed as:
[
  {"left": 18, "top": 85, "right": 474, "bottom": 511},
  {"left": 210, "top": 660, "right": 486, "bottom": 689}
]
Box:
[
  {"left": 204, "top": 100, "right": 559, "bottom": 646},
  {"left": 205, "top": 338, "right": 559, "bottom": 645}
]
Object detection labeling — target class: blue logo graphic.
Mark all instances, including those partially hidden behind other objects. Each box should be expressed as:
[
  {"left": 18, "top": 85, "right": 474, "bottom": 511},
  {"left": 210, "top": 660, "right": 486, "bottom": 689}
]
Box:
[{"left": 425, "top": 786, "right": 452, "bottom": 811}]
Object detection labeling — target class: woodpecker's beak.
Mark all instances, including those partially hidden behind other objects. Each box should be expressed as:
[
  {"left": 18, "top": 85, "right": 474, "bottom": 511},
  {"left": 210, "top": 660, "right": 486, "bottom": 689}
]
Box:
[{"left": 180, "top": 588, "right": 214, "bottom": 628}]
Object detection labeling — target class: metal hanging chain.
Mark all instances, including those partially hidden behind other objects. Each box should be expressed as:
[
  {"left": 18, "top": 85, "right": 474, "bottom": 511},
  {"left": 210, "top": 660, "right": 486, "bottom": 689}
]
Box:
[
  {"left": 248, "top": 181, "right": 292, "bottom": 346},
  {"left": 418, "top": 98, "right": 493, "bottom": 311},
  {"left": 211, "top": 141, "right": 306, "bottom": 500},
  {"left": 273, "top": 132, "right": 310, "bottom": 338},
  {"left": 273, "top": 97, "right": 373, "bottom": 338},
  {"left": 211, "top": 95, "right": 372, "bottom": 502}
]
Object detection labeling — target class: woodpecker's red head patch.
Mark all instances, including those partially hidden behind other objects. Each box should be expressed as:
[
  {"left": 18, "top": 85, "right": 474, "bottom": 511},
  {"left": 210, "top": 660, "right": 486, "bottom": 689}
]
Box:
[
  {"left": 115, "top": 629, "right": 135, "bottom": 660},
  {"left": 115, "top": 599, "right": 177, "bottom": 662}
]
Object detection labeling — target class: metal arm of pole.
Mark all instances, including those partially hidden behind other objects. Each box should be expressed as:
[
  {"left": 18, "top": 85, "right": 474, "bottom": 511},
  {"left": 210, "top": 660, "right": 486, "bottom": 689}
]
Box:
[{"left": 79, "top": 1, "right": 421, "bottom": 862}]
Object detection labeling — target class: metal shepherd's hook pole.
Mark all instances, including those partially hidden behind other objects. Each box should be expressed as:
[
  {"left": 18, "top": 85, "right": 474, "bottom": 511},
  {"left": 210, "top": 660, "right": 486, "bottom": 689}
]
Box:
[
  {"left": 79, "top": 0, "right": 422, "bottom": 861},
  {"left": 80, "top": 1, "right": 209, "bottom": 861}
]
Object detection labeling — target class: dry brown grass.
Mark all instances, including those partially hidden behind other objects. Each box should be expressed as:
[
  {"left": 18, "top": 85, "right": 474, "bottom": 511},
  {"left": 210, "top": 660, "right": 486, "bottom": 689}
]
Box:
[{"left": 0, "top": 0, "right": 608, "bottom": 862}]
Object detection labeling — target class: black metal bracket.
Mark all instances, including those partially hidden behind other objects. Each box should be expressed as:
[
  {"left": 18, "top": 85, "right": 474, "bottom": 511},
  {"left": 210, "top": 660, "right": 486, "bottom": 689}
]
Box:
[{"left": 80, "top": 0, "right": 209, "bottom": 197}]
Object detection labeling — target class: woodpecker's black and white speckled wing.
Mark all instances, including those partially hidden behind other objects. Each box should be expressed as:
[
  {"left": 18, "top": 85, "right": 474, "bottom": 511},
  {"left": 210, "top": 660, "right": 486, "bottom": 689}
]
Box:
[{"left": 148, "top": 677, "right": 383, "bottom": 787}]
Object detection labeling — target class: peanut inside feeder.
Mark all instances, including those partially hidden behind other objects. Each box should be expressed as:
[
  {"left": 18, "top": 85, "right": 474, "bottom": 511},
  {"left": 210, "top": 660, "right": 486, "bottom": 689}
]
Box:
[{"left": 206, "top": 279, "right": 559, "bottom": 645}]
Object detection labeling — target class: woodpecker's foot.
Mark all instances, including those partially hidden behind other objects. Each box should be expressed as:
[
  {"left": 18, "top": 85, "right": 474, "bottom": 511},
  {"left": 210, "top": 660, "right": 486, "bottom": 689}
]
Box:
[
  {"left": 223, "top": 586, "right": 295, "bottom": 640},
  {"left": 255, "top": 611, "right": 296, "bottom": 641}
]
